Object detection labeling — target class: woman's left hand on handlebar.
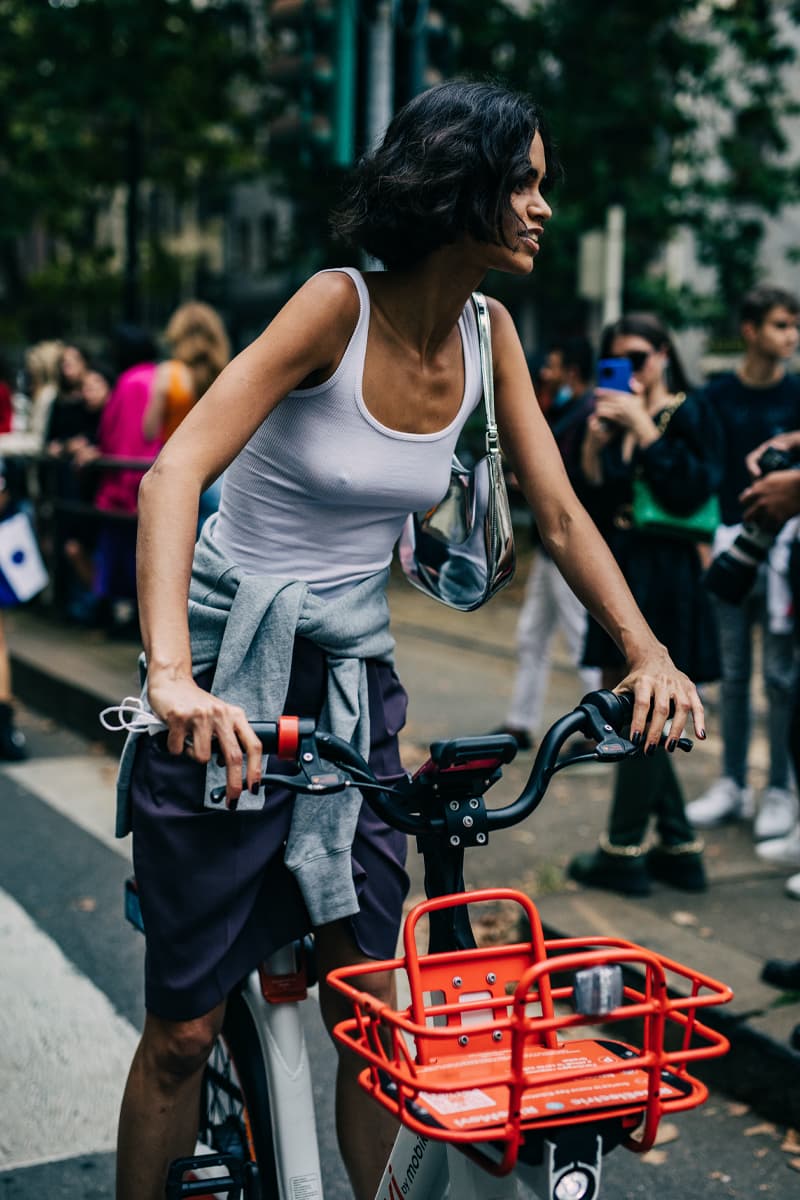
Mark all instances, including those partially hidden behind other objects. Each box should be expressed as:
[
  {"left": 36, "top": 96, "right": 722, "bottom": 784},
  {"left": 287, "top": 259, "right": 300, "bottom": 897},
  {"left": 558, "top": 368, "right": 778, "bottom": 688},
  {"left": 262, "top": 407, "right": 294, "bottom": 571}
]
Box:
[{"left": 614, "top": 645, "right": 705, "bottom": 752}]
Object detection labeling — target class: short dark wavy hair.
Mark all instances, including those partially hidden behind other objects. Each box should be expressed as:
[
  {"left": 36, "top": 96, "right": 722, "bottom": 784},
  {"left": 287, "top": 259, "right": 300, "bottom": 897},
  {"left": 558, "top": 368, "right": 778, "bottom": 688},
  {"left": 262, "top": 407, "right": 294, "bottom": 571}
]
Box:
[
  {"left": 331, "top": 80, "right": 555, "bottom": 270},
  {"left": 740, "top": 284, "right": 800, "bottom": 326}
]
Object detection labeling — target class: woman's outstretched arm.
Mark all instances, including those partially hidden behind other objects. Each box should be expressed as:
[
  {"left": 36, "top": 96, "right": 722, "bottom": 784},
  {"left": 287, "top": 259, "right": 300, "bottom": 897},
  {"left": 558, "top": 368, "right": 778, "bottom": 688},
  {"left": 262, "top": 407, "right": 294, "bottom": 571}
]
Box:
[{"left": 489, "top": 298, "right": 705, "bottom": 748}]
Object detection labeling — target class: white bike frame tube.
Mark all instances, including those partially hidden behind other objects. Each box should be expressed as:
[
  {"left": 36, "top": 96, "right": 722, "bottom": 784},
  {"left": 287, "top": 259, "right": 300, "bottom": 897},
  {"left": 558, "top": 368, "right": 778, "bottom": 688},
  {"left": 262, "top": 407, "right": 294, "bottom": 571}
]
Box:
[
  {"left": 240, "top": 947, "right": 566, "bottom": 1200},
  {"left": 373, "top": 1128, "right": 449, "bottom": 1199},
  {"left": 374, "top": 1128, "right": 539, "bottom": 1200},
  {"left": 242, "top": 948, "right": 323, "bottom": 1200}
]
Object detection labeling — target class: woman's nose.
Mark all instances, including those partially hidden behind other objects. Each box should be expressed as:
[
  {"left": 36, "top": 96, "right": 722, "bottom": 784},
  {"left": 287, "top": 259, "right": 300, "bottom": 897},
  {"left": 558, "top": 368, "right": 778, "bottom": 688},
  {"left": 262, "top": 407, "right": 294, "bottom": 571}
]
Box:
[{"left": 534, "top": 194, "right": 553, "bottom": 222}]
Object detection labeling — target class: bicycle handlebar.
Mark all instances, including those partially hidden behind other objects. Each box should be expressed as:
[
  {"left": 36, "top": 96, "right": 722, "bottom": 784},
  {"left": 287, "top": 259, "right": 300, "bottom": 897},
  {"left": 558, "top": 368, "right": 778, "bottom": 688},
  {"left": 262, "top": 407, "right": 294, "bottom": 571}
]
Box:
[{"left": 210, "top": 689, "right": 691, "bottom": 839}]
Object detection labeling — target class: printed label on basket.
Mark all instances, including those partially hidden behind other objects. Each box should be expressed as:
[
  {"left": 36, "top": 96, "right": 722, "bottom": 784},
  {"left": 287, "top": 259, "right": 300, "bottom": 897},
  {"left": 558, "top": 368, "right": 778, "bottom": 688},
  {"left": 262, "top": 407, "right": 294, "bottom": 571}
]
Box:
[
  {"left": 418, "top": 1087, "right": 496, "bottom": 1115},
  {"left": 411, "top": 1039, "right": 685, "bottom": 1132}
]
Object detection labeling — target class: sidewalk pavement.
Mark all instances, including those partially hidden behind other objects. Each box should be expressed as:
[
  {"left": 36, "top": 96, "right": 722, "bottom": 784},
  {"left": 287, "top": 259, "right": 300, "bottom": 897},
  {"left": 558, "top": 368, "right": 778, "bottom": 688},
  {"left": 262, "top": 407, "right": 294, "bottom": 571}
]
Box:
[{"left": 6, "top": 553, "right": 800, "bottom": 1126}]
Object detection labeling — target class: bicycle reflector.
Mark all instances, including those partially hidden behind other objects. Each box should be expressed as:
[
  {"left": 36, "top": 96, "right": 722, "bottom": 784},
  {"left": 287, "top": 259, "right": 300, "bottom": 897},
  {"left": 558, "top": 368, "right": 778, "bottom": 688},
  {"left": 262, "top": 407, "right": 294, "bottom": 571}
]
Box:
[
  {"left": 328, "top": 888, "right": 732, "bottom": 1178},
  {"left": 554, "top": 1168, "right": 594, "bottom": 1200}
]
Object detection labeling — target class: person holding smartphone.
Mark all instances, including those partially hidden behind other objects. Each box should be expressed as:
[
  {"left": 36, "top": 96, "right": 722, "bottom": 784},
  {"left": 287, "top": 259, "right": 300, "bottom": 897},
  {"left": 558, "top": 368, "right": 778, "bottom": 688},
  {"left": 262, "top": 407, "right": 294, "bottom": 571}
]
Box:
[{"left": 569, "top": 312, "right": 723, "bottom": 897}]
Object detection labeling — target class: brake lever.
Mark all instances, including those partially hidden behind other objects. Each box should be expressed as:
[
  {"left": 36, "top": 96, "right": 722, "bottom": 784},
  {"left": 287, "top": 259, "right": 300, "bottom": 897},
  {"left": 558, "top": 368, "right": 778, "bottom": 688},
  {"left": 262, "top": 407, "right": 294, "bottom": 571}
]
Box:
[
  {"left": 208, "top": 726, "right": 351, "bottom": 808},
  {"left": 593, "top": 731, "right": 692, "bottom": 762}
]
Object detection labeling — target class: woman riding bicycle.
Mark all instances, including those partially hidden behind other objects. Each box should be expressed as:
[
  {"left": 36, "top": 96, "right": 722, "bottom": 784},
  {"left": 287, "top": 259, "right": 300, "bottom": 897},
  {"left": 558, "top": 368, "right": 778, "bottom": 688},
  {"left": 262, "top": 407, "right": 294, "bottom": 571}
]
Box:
[{"left": 116, "top": 80, "right": 705, "bottom": 1200}]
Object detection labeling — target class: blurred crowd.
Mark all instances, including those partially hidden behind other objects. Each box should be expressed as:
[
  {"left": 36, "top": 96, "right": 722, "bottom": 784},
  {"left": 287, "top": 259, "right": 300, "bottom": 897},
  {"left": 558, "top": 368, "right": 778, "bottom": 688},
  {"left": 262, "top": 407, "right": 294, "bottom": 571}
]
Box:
[
  {"left": 0, "top": 300, "right": 231, "bottom": 758},
  {"left": 2, "top": 283, "right": 799, "bottom": 1021},
  {"left": 497, "top": 281, "right": 800, "bottom": 1047}
]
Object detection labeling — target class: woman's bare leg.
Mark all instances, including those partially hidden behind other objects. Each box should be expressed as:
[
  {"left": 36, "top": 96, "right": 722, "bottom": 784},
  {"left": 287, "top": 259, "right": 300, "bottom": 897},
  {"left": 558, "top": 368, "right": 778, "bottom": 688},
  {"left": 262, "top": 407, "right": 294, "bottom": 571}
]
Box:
[
  {"left": 116, "top": 1003, "right": 225, "bottom": 1200},
  {"left": 316, "top": 921, "right": 399, "bottom": 1200}
]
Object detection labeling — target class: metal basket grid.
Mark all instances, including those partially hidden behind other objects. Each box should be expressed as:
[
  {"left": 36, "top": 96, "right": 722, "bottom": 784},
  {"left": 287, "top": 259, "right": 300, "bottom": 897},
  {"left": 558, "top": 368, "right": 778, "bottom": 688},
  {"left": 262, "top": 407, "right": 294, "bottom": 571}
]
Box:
[{"left": 329, "top": 889, "right": 732, "bottom": 1176}]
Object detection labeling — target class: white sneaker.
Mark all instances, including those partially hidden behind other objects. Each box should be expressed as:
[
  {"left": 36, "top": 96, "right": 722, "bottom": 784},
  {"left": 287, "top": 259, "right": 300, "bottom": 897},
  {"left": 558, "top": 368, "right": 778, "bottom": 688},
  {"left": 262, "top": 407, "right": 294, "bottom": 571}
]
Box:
[
  {"left": 755, "top": 825, "right": 800, "bottom": 867},
  {"left": 754, "top": 787, "right": 798, "bottom": 841},
  {"left": 786, "top": 872, "right": 800, "bottom": 900},
  {"left": 686, "top": 777, "right": 754, "bottom": 828}
]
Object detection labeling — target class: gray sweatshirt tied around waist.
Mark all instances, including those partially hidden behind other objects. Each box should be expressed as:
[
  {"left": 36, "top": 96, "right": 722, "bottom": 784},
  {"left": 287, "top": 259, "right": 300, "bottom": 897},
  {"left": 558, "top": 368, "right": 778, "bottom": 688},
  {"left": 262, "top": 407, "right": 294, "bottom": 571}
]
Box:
[{"left": 115, "top": 514, "right": 396, "bottom": 927}]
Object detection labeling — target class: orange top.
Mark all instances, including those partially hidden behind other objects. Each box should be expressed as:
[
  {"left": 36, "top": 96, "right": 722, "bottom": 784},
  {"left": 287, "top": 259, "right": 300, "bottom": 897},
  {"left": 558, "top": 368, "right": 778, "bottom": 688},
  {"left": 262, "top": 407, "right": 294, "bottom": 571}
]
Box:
[{"left": 160, "top": 359, "right": 195, "bottom": 441}]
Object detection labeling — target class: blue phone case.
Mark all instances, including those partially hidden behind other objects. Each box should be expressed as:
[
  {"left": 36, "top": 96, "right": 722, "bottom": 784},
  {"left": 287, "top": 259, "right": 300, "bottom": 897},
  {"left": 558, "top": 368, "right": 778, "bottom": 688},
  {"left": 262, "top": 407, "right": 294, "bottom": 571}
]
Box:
[{"left": 596, "top": 358, "right": 633, "bottom": 392}]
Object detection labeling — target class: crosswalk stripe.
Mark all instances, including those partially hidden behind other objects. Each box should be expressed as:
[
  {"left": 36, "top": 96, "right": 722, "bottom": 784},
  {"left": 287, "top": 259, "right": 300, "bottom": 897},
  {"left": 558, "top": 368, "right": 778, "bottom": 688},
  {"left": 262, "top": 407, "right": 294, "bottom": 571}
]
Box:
[
  {"left": 1, "top": 755, "right": 130, "bottom": 860},
  {"left": 0, "top": 885, "right": 139, "bottom": 1172}
]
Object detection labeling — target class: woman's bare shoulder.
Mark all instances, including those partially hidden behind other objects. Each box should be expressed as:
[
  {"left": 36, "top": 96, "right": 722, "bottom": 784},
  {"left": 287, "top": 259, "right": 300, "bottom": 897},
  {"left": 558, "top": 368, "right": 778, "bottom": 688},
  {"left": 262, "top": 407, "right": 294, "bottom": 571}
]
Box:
[
  {"left": 484, "top": 295, "right": 516, "bottom": 337},
  {"left": 292, "top": 269, "right": 362, "bottom": 327}
]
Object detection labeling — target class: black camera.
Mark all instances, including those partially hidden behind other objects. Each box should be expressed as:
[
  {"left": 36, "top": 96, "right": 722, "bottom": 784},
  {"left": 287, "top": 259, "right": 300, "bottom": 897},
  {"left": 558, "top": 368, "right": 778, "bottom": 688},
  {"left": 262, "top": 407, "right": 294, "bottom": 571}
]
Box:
[{"left": 705, "top": 445, "right": 797, "bottom": 605}]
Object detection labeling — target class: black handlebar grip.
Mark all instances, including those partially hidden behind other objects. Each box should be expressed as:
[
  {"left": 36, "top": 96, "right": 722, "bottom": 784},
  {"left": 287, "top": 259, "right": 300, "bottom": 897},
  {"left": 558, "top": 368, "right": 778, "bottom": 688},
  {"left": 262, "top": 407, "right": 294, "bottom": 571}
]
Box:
[{"left": 581, "top": 689, "right": 634, "bottom": 730}]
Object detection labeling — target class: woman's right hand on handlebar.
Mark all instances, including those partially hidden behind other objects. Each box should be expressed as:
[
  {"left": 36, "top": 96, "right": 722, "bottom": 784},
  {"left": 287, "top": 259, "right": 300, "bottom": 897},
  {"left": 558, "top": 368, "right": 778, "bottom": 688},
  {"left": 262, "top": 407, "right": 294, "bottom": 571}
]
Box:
[{"left": 147, "top": 672, "right": 264, "bottom": 803}]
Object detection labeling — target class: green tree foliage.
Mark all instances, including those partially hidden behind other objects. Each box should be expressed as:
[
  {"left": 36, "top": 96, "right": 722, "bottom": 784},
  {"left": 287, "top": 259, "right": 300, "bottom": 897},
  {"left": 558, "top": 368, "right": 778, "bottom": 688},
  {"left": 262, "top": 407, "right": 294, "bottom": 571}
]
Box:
[
  {"left": 0, "top": 0, "right": 261, "bottom": 334},
  {"left": 450, "top": 0, "right": 800, "bottom": 338}
]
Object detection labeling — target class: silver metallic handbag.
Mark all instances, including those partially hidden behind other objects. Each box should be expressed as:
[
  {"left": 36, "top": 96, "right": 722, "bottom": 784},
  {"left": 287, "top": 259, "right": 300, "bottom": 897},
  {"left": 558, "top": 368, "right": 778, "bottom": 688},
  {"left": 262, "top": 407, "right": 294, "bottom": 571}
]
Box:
[{"left": 398, "top": 292, "right": 515, "bottom": 611}]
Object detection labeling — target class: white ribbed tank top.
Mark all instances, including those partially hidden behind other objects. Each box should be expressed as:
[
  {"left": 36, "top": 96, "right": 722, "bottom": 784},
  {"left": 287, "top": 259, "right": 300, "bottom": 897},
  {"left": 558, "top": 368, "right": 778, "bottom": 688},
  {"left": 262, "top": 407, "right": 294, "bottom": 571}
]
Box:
[{"left": 213, "top": 268, "right": 483, "bottom": 597}]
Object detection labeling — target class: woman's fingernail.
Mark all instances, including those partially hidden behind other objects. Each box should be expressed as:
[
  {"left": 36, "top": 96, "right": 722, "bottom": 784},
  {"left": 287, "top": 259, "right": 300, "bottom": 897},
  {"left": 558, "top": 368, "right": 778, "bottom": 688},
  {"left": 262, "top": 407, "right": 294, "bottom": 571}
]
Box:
[
  {"left": 250, "top": 782, "right": 260, "bottom": 794},
  {"left": 667, "top": 739, "right": 676, "bottom": 753},
  {"left": 632, "top": 731, "right": 642, "bottom": 746},
  {"left": 646, "top": 744, "right": 656, "bottom": 757},
  {"left": 698, "top": 729, "right": 707, "bottom": 740}
]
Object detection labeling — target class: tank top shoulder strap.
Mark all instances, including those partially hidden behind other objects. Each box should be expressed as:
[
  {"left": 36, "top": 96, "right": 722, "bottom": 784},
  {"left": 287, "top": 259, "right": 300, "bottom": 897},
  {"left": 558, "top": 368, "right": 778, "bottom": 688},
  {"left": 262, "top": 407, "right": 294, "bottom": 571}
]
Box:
[{"left": 309, "top": 267, "right": 370, "bottom": 390}]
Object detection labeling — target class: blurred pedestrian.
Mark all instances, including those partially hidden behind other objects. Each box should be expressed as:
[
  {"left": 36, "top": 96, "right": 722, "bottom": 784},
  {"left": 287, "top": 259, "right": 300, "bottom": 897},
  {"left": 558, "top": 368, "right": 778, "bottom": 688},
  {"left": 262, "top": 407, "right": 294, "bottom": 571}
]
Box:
[
  {"left": 142, "top": 301, "right": 231, "bottom": 441},
  {"left": 733, "top": 431, "right": 800, "bottom": 1048},
  {"left": 141, "top": 301, "right": 231, "bottom": 528},
  {"left": 61, "top": 364, "right": 114, "bottom": 621},
  {"left": 0, "top": 340, "right": 62, "bottom": 463},
  {"left": 90, "top": 327, "right": 161, "bottom": 636},
  {"left": 500, "top": 335, "right": 600, "bottom": 751},
  {"left": 44, "top": 343, "right": 91, "bottom": 452},
  {"left": 568, "top": 312, "right": 722, "bottom": 896},
  {"left": 687, "top": 285, "right": 800, "bottom": 841}
]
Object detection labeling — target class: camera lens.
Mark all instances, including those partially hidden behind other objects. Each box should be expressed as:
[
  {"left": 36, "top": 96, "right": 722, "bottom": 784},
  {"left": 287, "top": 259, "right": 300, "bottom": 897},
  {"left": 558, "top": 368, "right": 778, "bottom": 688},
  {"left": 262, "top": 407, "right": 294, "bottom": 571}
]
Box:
[
  {"left": 705, "top": 525, "right": 774, "bottom": 604},
  {"left": 705, "top": 446, "right": 794, "bottom": 605}
]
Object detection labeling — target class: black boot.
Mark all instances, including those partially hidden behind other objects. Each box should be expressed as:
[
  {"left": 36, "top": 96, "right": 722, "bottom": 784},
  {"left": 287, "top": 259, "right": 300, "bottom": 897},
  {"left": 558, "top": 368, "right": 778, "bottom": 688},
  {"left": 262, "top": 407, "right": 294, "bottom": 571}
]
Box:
[
  {"left": 0, "top": 702, "right": 26, "bottom": 761},
  {"left": 567, "top": 758, "right": 653, "bottom": 897},
  {"left": 761, "top": 959, "right": 800, "bottom": 991},
  {"left": 646, "top": 841, "right": 707, "bottom": 891},
  {"left": 568, "top": 838, "right": 651, "bottom": 897}
]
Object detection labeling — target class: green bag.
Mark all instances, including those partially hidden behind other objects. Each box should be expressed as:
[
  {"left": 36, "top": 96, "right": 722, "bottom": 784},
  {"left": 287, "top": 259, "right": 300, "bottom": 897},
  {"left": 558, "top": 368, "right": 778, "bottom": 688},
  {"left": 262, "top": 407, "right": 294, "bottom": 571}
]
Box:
[
  {"left": 631, "top": 477, "right": 720, "bottom": 542},
  {"left": 630, "top": 394, "right": 720, "bottom": 543}
]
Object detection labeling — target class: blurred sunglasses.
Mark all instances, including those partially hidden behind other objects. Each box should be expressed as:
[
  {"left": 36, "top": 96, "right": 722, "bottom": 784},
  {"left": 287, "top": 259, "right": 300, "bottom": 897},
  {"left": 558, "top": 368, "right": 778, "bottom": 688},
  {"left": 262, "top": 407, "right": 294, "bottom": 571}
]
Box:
[{"left": 613, "top": 349, "right": 652, "bottom": 372}]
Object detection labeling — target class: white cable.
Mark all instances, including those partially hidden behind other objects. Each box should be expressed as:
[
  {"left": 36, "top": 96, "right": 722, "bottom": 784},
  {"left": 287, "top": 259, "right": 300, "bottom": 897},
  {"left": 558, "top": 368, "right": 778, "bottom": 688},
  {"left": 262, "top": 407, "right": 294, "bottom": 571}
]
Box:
[{"left": 99, "top": 696, "right": 167, "bottom": 736}]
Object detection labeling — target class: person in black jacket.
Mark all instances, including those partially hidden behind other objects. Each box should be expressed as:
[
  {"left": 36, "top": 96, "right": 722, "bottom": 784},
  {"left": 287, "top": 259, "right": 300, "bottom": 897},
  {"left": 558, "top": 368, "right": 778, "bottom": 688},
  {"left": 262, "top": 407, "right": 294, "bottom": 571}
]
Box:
[
  {"left": 568, "top": 312, "right": 722, "bottom": 896},
  {"left": 735, "top": 432, "right": 800, "bottom": 1048},
  {"left": 687, "top": 286, "right": 800, "bottom": 842}
]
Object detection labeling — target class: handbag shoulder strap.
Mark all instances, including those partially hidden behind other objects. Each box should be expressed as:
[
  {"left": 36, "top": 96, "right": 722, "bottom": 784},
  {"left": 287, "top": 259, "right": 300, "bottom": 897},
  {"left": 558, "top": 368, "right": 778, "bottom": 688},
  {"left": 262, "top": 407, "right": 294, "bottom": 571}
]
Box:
[
  {"left": 634, "top": 392, "right": 687, "bottom": 485},
  {"left": 471, "top": 292, "right": 499, "bottom": 455},
  {"left": 654, "top": 391, "right": 686, "bottom": 435}
]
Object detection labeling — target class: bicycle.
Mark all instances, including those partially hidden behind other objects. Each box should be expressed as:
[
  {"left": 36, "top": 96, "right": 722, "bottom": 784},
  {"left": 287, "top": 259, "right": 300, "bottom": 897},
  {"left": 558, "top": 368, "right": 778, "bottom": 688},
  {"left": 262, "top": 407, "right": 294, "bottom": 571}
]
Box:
[{"left": 121, "top": 689, "right": 732, "bottom": 1200}]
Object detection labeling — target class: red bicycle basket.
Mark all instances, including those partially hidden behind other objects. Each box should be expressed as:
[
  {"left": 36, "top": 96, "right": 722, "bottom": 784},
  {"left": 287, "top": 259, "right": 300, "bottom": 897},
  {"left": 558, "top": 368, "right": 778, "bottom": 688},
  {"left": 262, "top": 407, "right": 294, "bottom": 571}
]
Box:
[{"left": 328, "top": 888, "right": 732, "bottom": 1176}]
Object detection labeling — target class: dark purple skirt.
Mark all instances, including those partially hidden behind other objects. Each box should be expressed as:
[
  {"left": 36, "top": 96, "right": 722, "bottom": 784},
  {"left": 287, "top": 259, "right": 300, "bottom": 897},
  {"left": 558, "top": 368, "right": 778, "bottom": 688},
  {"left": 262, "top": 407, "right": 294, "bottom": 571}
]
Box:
[{"left": 130, "top": 638, "right": 409, "bottom": 1020}]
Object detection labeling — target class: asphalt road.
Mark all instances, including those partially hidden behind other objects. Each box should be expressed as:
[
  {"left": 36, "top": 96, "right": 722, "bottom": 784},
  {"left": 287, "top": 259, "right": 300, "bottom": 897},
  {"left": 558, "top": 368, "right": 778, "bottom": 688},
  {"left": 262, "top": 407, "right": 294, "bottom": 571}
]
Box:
[{"left": 0, "top": 681, "right": 798, "bottom": 1197}]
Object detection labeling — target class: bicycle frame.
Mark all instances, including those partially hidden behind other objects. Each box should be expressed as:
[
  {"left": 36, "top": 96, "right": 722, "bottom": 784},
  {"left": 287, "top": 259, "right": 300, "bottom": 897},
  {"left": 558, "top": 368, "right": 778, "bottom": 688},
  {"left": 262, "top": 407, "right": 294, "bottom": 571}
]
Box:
[
  {"left": 233, "top": 952, "right": 587, "bottom": 1200},
  {"left": 241, "top": 947, "right": 324, "bottom": 1200},
  {"left": 119, "top": 690, "right": 731, "bottom": 1200}
]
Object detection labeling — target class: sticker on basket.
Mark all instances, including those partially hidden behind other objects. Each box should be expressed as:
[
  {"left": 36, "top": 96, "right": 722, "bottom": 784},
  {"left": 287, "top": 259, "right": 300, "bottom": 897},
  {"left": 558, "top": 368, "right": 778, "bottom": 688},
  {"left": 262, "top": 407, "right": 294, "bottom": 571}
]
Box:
[
  {"left": 409, "top": 1039, "right": 687, "bottom": 1133},
  {"left": 417, "top": 1088, "right": 495, "bottom": 1115}
]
